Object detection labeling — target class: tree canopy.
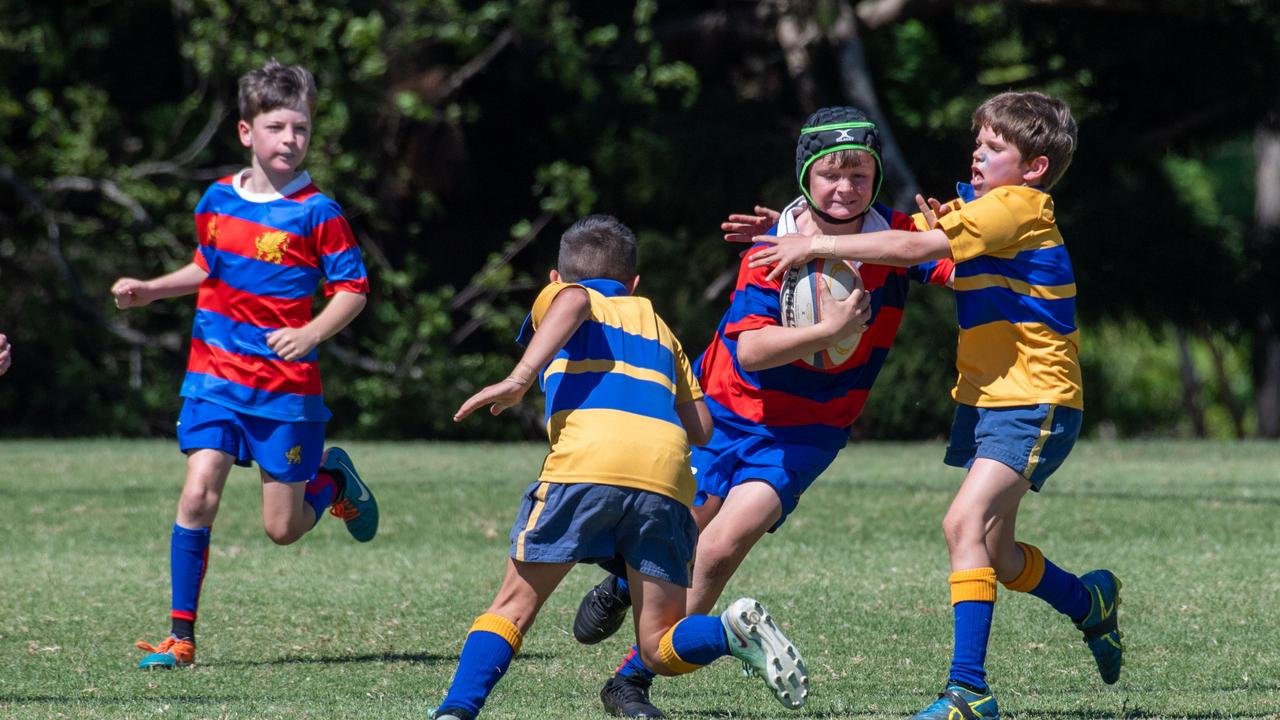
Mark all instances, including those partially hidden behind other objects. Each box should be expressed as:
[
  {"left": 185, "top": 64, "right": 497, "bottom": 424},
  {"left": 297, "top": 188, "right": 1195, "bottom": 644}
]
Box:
[{"left": 1, "top": 0, "right": 1275, "bottom": 439}]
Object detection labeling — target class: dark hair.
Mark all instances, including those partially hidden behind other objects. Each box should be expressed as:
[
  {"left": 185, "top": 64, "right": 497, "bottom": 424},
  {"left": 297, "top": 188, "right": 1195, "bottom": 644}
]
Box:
[
  {"left": 972, "top": 91, "right": 1077, "bottom": 189},
  {"left": 557, "top": 215, "right": 637, "bottom": 284},
  {"left": 238, "top": 59, "right": 317, "bottom": 120}
]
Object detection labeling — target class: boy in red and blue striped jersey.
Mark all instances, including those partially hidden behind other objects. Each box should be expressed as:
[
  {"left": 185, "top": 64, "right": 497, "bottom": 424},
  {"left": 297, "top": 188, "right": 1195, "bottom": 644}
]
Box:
[
  {"left": 112, "top": 60, "right": 376, "bottom": 669},
  {"left": 435, "top": 215, "right": 808, "bottom": 720},
  {"left": 571, "top": 107, "right": 953, "bottom": 718},
  {"left": 747, "top": 92, "right": 1121, "bottom": 720}
]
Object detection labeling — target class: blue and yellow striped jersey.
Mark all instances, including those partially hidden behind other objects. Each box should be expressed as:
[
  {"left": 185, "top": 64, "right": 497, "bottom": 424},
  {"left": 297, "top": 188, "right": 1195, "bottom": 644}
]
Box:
[
  {"left": 933, "top": 185, "right": 1083, "bottom": 410},
  {"left": 527, "top": 279, "right": 703, "bottom": 506}
]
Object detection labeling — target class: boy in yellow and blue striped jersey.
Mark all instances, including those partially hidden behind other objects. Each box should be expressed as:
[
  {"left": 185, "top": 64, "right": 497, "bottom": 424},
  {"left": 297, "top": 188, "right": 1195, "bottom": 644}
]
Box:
[
  {"left": 435, "top": 215, "right": 808, "bottom": 720},
  {"left": 742, "top": 92, "right": 1121, "bottom": 720}
]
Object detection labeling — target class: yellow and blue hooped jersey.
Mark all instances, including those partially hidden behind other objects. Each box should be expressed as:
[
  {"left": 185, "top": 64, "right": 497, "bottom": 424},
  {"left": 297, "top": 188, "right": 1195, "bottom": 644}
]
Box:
[
  {"left": 933, "top": 185, "right": 1083, "bottom": 410},
  {"left": 522, "top": 279, "right": 703, "bottom": 506}
]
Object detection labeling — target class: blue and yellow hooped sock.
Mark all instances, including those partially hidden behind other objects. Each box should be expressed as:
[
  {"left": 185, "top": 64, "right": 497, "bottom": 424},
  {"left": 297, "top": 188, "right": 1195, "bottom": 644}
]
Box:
[
  {"left": 615, "top": 645, "right": 657, "bottom": 682},
  {"left": 657, "top": 615, "right": 731, "bottom": 674},
  {"left": 1003, "top": 542, "right": 1090, "bottom": 622},
  {"left": 170, "top": 523, "right": 210, "bottom": 641},
  {"left": 303, "top": 472, "right": 339, "bottom": 527},
  {"left": 439, "top": 613, "right": 523, "bottom": 716},
  {"left": 948, "top": 567, "right": 996, "bottom": 692}
]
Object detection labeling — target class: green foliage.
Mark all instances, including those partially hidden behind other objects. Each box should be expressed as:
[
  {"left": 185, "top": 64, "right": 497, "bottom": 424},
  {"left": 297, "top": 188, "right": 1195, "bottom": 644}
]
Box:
[{"left": 0, "top": 1, "right": 1275, "bottom": 440}]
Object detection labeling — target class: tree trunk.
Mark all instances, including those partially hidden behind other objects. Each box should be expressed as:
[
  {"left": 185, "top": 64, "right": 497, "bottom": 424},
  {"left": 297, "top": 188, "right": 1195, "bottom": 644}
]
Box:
[
  {"left": 1254, "top": 121, "right": 1280, "bottom": 437},
  {"left": 1175, "top": 327, "right": 1207, "bottom": 438},
  {"left": 826, "top": 2, "right": 921, "bottom": 210}
]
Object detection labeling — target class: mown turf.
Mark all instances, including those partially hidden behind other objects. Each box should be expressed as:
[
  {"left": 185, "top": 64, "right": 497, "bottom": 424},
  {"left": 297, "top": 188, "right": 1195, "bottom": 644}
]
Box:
[{"left": 1, "top": 440, "right": 1277, "bottom": 719}]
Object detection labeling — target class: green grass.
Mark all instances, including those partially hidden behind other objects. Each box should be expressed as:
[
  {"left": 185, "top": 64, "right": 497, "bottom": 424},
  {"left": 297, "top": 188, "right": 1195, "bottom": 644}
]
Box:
[{"left": 1, "top": 440, "right": 1278, "bottom": 719}]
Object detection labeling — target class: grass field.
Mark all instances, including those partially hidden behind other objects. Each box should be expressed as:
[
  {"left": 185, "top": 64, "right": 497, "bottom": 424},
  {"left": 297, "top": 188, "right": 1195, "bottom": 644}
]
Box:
[{"left": 2, "top": 440, "right": 1278, "bottom": 720}]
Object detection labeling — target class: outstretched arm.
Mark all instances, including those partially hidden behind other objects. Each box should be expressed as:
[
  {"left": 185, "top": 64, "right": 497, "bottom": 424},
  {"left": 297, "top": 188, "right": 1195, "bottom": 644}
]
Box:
[
  {"left": 111, "top": 262, "right": 208, "bottom": 308},
  {"left": 454, "top": 287, "right": 592, "bottom": 421},
  {"left": 745, "top": 228, "right": 953, "bottom": 282},
  {"left": 266, "top": 291, "right": 368, "bottom": 362}
]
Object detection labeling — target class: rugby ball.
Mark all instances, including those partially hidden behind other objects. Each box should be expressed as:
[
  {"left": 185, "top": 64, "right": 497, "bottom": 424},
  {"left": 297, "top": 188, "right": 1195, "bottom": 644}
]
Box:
[{"left": 779, "top": 258, "right": 865, "bottom": 368}]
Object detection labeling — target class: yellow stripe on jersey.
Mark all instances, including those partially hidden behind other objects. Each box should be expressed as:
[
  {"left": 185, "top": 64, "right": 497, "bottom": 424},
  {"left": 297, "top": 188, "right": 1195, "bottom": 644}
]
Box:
[
  {"left": 544, "top": 358, "right": 678, "bottom": 394},
  {"left": 952, "top": 273, "right": 1076, "bottom": 300},
  {"left": 543, "top": 407, "right": 696, "bottom": 506},
  {"left": 954, "top": 322, "right": 1083, "bottom": 409}
]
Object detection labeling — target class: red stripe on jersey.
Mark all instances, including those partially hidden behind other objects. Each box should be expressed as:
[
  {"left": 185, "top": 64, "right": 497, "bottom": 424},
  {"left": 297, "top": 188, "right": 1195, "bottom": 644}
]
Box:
[
  {"left": 725, "top": 314, "right": 778, "bottom": 338},
  {"left": 189, "top": 338, "right": 322, "bottom": 395},
  {"left": 708, "top": 363, "right": 871, "bottom": 427},
  {"left": 734, "top": 249, "right": 783, "bottom": 292},
  {"left": 196, "top": 213, "right": 317, "bottom": 268},
  {"left": 314, "top": 215, "right": 358, "bottom": 255},
  {"left": 197, "top": 277, "right": 314, "bottom": 328},
  {"left": 324, "top": 278, "right": 371, "bottom": 296}
]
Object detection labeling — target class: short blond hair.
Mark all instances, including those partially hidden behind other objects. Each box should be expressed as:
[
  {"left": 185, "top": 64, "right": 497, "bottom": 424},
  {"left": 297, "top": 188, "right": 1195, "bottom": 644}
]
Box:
[
  {"left": 238, "top": 60, "right": 317, "bottom": 120},
  {"left": 973, "top": 91, "right": 1077, "bottom": 189}
]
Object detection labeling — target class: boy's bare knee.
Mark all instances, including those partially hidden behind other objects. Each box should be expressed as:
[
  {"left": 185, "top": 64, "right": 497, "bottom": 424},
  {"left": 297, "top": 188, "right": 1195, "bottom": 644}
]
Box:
[{"left": 263, "top": 523, "right": 302, "bottom": 545}]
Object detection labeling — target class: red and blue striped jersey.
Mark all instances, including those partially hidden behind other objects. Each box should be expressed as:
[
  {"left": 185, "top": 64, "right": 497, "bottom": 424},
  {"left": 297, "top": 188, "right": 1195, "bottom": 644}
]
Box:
[
  {"left": 696, "top": 202, "right": 953, "bottom": 450},
  {"left": 180, "top": 171, "right": 369, "bottom": 422}
]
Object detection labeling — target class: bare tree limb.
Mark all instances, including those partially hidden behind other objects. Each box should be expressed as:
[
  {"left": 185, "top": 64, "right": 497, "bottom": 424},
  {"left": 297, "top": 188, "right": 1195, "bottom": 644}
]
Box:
[
  {"left": 439, "top": 27, "right": 517, "bottom": 102},
  {"left": 827, "top": 3, "right": 922, "bottom": 208},
  {"left": 132, "top": 98, "right": 228, "bottom": 178},
  {"left": 451, "top": 212, "right": 551, "bottom": 311},
  {"left": 46, "top": 175, "right": 186, "bottom": 257}
]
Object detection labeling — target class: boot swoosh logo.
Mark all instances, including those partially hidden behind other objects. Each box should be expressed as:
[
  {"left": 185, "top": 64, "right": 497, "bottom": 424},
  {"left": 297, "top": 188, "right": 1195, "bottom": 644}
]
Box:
[
  {"left": 338, "top": 461, "right": 370, "bottom": 501},
  {"left": 1094, "top": 587, "right": 1113, "bottom": 620}
]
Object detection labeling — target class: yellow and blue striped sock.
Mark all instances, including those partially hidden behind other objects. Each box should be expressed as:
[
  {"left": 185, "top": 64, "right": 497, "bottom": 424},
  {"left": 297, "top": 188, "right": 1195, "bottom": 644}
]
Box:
[
  {"left": 658, "top": 615, "right": 730, "bottom": 674},
  {"left": 1003, "top": 542, "right": 1090, "bottom": 622},
  {"left": 439, "top": 613, "right": 522, "bottom": 716}
]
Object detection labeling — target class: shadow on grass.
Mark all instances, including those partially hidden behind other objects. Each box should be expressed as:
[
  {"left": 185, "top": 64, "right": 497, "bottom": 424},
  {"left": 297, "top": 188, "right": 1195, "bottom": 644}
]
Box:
[{"left": 216, "top": 650, "right": 555, "bottom": 667}]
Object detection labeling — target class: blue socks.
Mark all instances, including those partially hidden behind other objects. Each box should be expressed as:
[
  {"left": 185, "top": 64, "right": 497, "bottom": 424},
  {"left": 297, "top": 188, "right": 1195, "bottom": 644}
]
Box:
[
  {"left": 616, "top": 645, "right": 657, "bottom": 681},
  {"left": 303, "top": 471, "right": 339, "bottom": 527},
  {"left": 1031, "top": 559, "right": 1091, "bottom": 622},
  {"left": 439, "top": 613, "right": 522, "bottom": 716},
  {"left": 170, "top": 523, "right": 211, "bottom": 640},
  {"left": 949, "top": 600, "right": 994, "bottom": 690},
  {"left": 618, "top": 615, "right": 732, "bottom": 679},
  {"left": 1004, "top": 542, "right": 1091, "bottom": 622}
]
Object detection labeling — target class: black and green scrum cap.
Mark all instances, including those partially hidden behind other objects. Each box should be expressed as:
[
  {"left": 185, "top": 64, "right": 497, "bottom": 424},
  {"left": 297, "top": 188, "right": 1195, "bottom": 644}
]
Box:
[{"left": 795, "top": 106, "right": 884, "bottom": 211}]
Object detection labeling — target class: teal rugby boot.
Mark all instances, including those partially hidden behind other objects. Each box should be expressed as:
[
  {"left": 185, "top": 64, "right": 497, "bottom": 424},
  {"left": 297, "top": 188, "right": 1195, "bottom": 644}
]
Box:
[
  {"left": 721, "top": 597, "right": 808, "bottom": 709},
  {"left": 910, "top": 684, "right": 999, "bottom": 720},
  {"left": 1076, "top": 569, "right": 1124, "bottom": 684},
  {"left": 323, "top": 447, "right": 378, "bottom": 542}
]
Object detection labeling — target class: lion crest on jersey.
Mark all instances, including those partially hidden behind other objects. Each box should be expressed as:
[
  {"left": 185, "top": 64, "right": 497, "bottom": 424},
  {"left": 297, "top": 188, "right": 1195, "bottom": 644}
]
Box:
[
  {"left": 206, "top": 217, "right": 220, "bottom": 243},
  {"left": 256, "top": 231, "right": 290, "bottom": 264},
  {"left": 285, "top": 445, "right": 302, "bottom": 465}
]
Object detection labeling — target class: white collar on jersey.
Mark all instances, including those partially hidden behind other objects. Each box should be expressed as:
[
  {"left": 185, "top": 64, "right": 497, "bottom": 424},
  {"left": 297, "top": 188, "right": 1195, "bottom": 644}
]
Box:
[{"left": 232, "top": 168, "right": 312, "bottom": 203}]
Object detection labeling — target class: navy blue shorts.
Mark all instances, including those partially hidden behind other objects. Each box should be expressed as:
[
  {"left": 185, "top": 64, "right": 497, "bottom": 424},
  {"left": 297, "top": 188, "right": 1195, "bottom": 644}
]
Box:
[
  {"left": 177, "top": 397, "right": 325, "bottom": 483},
  {"left": 944, "top": 403, "right": 1082, "bottom": 490},
  {"left": 508, "top": 481, "right": 698, "bottom": 587},
  {"left": 691, "top": 421, "right": 840, "bottom": 531}
]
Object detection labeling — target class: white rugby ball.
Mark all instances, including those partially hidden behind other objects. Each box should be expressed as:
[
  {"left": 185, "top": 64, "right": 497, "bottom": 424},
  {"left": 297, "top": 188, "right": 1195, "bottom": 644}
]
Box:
[{"left": 779, "top": 258, "right": 865, "bottom": 368}]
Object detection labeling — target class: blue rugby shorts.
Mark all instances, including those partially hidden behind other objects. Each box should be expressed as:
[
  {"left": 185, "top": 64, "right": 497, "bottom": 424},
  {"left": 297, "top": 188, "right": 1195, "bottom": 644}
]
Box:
[
  {"left": 177, "top": 397, "right": 326, "bottom": 483},
  {"left": 508, "top": 481, "right": 698, "bottom": 587},
  {"left": 691, "top": 421, "right": 840, "bottom": 531},
  {"left": 944, "top": 403, "right": 1082, "bottom": 490}
]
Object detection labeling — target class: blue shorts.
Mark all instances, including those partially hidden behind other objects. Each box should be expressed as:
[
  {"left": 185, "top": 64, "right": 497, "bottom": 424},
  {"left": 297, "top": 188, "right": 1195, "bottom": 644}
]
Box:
[
  {"left": 691, "top": 421, "right": 840, "bottom": 531},
  {"left": 944, "top": 404, "right": 1082, "bottom": 490},
  {"left": 177, "top": 397, "right": 326, "bottom": 483},
  {"left": 508, "top": 481, "right": 698, "bottom": 587}
]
